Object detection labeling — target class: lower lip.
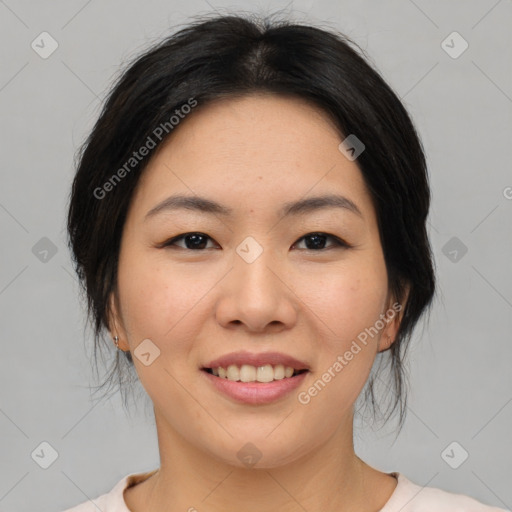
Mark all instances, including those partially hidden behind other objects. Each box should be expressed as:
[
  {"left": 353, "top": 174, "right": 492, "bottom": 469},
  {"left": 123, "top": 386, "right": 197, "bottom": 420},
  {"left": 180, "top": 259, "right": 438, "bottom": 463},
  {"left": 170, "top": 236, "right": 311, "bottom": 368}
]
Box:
[{"left": 200, "top": 369, "right": 309, "bottom": 405}]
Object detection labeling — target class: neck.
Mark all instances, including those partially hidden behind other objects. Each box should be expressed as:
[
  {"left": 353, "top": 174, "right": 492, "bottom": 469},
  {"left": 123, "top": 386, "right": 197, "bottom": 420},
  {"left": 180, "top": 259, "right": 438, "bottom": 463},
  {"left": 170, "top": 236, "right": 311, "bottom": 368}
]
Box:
[{"left": 129, "top": 409, "right": 392, "bottom": 512}]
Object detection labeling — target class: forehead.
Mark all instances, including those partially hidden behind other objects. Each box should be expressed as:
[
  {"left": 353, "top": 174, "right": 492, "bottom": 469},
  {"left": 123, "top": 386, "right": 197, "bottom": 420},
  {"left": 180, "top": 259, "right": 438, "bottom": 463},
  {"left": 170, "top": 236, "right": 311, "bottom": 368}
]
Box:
[{"left": 129, "top": 93, "right": 375, "bottom": 222}]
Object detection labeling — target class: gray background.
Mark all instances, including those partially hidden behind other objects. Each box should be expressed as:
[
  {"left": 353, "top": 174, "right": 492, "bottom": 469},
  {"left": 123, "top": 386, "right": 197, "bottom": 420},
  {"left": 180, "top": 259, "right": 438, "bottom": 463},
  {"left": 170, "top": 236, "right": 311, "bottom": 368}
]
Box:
[{"left": 1, "top": 0, "right": 511, "bottom": 510}]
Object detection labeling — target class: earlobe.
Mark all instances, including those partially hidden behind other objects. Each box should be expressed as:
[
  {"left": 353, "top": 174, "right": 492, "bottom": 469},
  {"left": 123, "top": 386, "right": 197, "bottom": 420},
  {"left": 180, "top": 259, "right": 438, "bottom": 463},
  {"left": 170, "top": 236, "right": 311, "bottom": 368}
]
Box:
[
  {"left": 107, "top": 292, "right": 128, "bottom": 351},
  {"left": 378, "top": 333, "right": 394, "bottom": 352},
  {"left": 378, "top": 287, "right": 409, "bottom": 352}
]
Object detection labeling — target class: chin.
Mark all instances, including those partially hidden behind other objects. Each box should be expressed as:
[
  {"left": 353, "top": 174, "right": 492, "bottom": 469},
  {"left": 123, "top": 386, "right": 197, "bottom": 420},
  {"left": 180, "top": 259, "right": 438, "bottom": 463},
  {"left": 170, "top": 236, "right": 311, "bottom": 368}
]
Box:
[{"left": 205, "top": 434, "right": 311, "bottom": 470}]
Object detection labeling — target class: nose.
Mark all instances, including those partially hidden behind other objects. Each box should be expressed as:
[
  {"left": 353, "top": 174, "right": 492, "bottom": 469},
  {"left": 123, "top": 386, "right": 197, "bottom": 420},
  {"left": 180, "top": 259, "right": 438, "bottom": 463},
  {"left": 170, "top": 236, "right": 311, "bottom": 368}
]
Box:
[{"left": 215, "top": 248, "right": 298, "bottom": 333}]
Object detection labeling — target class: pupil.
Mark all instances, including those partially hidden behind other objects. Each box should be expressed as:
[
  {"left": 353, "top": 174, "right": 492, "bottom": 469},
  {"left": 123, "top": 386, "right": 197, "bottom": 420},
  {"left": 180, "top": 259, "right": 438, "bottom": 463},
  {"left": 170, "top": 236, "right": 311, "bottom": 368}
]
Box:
[
  {"left": 186, "top": 234, "right": 207, "bottom": 249},
  {"left": 306, "top": 234, "right": 326, "bottom": 250}
]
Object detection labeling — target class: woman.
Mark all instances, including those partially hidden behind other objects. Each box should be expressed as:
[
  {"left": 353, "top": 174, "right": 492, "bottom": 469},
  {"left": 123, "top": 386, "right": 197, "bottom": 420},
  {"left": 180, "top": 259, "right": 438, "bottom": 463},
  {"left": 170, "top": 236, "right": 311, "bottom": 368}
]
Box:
[{"left": 63, "top": 13, "right": 506, "bottom": 512}]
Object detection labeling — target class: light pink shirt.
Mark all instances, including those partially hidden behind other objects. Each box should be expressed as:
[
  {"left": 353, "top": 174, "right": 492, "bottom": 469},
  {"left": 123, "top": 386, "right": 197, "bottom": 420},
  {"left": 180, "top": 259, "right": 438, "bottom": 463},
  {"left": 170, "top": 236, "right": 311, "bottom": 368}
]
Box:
[{"left": 62, "top": 469, "right": 509, "bottom": 511}]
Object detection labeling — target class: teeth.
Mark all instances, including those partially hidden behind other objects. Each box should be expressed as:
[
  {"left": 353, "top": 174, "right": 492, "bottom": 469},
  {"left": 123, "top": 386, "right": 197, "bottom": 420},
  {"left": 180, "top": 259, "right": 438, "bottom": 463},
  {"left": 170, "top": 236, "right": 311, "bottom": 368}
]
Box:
[
  {"left": 210, "top": 364, "right": 301, "bottom": 382},
  {"left": 239, "top": 365, "right": 254, "bottom": 382},
  {"left": 227, "top": 364, "right": 241, "bottom": 381},
  {"left": 256, "top": 364, "right": 275, "bottom": 382},
  {"left": 274, "top": 364, "right": 285, "bottom": 380}
]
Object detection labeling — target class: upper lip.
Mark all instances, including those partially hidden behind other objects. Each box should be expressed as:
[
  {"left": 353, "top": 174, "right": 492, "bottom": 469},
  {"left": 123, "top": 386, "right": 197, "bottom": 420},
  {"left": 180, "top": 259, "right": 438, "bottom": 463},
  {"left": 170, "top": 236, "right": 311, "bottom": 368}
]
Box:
[{"left": 202, "top": 351, "right": 310, "bottom": 370}]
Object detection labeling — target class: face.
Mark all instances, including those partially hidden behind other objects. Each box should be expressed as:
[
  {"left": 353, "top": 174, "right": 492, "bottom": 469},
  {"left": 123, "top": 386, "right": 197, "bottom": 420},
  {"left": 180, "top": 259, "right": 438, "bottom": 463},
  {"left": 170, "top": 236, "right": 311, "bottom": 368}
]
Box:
[{"left": 110, "top": 93, "right": 404, "bottom": 468}]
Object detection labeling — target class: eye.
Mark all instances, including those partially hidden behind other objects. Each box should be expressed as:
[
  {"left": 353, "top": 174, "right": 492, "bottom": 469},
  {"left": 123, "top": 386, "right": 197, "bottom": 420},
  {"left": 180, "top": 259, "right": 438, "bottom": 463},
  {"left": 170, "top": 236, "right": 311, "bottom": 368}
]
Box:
[
  {"left": 292, "top": 232, "right": 350, "bottom": 251},
  {"left": 161, "top": 232, "right": 217, "bottom": 250},
  {"left": 159, "top": 231, "right": 350, "bottom": 251}
]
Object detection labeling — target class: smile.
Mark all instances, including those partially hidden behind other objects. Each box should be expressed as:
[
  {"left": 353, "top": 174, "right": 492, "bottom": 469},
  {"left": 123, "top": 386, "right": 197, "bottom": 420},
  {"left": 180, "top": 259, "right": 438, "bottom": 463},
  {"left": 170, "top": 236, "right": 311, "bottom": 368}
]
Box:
[
  {"left": 201, "top": 366, "right": 310, "bottom": 405},
  {"left": 203, "top": 364, "right": 308, "bottom": 383}
]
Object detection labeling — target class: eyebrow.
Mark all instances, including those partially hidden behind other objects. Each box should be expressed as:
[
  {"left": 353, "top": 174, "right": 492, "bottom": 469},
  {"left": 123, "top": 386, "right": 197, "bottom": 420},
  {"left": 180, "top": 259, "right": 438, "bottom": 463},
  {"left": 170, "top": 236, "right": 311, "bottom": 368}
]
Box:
[{"left": 144, "top": 193, "right": 363, "bottom": 221}]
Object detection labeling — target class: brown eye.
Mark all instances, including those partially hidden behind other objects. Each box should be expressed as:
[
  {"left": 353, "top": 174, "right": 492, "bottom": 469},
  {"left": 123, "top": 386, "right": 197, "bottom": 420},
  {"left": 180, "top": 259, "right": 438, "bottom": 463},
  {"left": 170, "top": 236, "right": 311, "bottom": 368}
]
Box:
[
  {"left": 293, "top": 233, "right": 349, "bottom": 251},
  {"left": 162, "top": 232, "right": 217, "bottom": 250}
]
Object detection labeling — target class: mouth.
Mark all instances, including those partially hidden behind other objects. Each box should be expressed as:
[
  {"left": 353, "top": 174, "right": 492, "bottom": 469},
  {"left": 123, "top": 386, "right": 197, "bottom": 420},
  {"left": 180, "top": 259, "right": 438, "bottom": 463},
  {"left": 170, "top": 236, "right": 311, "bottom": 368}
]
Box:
[
  {"left": 200, "top": 365, "right": 310, "bottom": 405},
  {"left": 201, "top": 365, "right": 309, "bottom": 383},
  {"left": 200, "top": 351, "right": 311, "bottom": 404}
]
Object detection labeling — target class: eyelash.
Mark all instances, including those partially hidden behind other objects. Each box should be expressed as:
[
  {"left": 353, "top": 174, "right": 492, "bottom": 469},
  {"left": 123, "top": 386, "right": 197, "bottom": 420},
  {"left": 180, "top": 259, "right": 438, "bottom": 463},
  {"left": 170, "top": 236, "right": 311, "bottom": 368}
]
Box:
[{"left": 159, "top": 232, "right": 351, "bottom": 251}]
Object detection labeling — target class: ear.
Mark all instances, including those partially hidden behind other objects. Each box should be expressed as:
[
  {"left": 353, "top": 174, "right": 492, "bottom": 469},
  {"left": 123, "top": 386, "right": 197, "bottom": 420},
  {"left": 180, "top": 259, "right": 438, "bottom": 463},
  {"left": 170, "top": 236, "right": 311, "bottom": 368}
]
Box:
[
  {"left": 378, "top": 284, "right": 410, "bottom": 353},
  {"left": 107, "top": 291, "right": 129, "bottom": 351}
]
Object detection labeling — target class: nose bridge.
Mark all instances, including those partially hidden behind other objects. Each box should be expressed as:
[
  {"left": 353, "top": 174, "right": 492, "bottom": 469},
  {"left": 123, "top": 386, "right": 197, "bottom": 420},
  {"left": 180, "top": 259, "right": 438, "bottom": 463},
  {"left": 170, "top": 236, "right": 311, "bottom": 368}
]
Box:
[
  {"left": 214, "top": 233, "right": 297, "bottom": 332},
  {"left": 233, "top": 235, "right": 281, "bottom": 302}
]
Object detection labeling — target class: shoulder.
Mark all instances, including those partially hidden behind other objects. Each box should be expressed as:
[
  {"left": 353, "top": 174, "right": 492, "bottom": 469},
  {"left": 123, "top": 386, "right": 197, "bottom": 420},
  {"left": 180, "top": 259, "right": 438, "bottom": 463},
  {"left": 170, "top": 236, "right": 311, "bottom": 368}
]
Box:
[
  {"left": 60, "top": 492, "right": 110, "bottom": 512},
  {"left": 60, "top": 470, "right": 153, "bottom": 511},
  {"left": 60, "top": 484, "right": 117, "bottom": 512},
  {"left": 381, "top": 473, "right": 509, "bottom": 512}
]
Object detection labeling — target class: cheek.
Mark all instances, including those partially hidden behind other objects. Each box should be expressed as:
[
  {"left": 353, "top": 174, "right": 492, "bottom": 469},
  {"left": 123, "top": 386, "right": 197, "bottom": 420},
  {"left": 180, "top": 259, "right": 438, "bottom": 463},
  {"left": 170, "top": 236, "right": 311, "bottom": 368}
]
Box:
[
  {"left": 295, "top": 269, "right": 387, "bottom": 420},
  {"left": 303, "top": 257, "right": 388, "bottom": 373},
  {"left": 313, "top": 265, "right": 387, "bottom": 335},
  {"left": 338, "top": 275, "right": 386, "bottom": 338},
  {"left": 117, "top": 263, "right": 169, "bottom": 340},
  {"left": 116, "top": 251, "right": 221, "bottom": 356}
]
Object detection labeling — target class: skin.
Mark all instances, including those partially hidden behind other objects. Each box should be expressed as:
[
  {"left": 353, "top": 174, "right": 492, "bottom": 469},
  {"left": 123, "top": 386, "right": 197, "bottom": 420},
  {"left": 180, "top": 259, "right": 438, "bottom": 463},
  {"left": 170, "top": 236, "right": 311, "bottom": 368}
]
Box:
[{"left": 109, "top": 93, "right": 409, "bottom": 512}]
